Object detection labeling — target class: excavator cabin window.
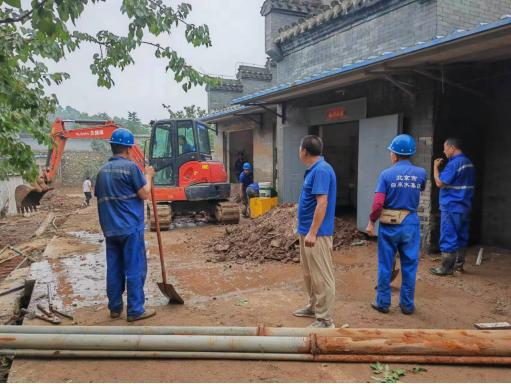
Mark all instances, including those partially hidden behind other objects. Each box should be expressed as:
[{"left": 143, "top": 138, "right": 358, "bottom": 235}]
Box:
[{"left": 177, "top": 121, "right": 196, "bottom": 155}]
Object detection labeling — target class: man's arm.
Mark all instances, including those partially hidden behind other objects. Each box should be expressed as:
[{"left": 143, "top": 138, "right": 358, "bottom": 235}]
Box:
[
  {"left": 366, "top": 192, "right": 386, "bottom": 237},
  {"left": 433, "top": 158, "right": 446, "bottom": 188},
  {"left": 304, "top": 194, "right": 328, "bottom": 247},
  {"left": 136, "top": 166, "right": 155, "bottom": 200}
]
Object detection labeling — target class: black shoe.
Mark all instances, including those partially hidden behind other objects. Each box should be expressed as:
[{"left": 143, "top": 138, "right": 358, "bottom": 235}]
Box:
[
  {"left": 399, "top": 304, "right": 414, "bottom": 315},
  {"left": 371, "top": 303, "right": 389, "bottom": 314}
]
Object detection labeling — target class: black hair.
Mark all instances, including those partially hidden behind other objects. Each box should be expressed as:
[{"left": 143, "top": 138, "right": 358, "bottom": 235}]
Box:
[
  {"left": 445, "top": 137, "right": 463, "bottom": 150},
  {"left": 300, "top": 135, "right": 323, "bottom": 156},
  {"left": 396, "top": 154, "right": 411, "bottom": 160},
  {"left": 110, "top": 143, "right": 129, "bottom": 155}
]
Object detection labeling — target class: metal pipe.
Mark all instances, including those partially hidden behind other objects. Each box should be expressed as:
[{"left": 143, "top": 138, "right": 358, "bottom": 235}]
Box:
[
  {"left": 1, "top": 350, "right": 510, "bottom": 365},
  {"left": 0, "top": 334, "right": 310, "bottom": 353}
]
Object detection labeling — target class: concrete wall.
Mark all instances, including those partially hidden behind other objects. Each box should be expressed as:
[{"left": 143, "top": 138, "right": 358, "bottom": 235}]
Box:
[
  {"left": 0, "top": 175, "right": 23, "bottom": 215},
  {"left": 436, "top": 0, "right": 511, "bottom": 36}
]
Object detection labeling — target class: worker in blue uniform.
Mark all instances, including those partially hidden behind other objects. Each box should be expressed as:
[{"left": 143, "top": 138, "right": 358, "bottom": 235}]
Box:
[
  {"left": 95, "top": 128, "right": 156, "bottom": 322},
  {"left": 431, "top": 138, "right": 475, "bottom": 275},
  {"left": 366, "top": 134, "right": 427, "bottom": 315},
  {"left": 239, "top": 162, "right": 254, "bottom": 217}
]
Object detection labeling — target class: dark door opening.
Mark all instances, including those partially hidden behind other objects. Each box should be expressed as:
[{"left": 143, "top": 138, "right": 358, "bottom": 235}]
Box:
[
  {"left": 228, "top": 129, "right": 253, "bottom": 183},
  {"left": 318, "top": 121, "right": 359, "bottom": 215}
]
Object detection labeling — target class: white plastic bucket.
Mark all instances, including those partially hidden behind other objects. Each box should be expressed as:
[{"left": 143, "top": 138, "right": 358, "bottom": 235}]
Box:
[{"left": 259, "top": 182, "right": 272, "bottom": 197}]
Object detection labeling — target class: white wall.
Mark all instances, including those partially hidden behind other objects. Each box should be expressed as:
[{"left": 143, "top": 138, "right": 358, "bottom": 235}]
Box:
[{"left": 0, "top": 175, "right": 23, "bottom": 215}]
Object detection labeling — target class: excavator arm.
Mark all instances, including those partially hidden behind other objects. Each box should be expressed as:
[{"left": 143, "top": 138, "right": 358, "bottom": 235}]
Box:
[{"left": 15, "top": 119, "right": 145, "bottom": 213}]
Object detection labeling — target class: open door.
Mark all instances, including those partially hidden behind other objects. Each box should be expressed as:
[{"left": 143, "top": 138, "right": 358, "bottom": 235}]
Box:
[{"left": 357, "top": 114, "right": 402, "bottom": 232}]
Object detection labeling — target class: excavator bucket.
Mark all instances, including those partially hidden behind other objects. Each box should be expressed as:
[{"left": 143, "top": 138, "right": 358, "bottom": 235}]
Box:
[{"left": 14, "top": 185, "right": 52, "bottom": 214}]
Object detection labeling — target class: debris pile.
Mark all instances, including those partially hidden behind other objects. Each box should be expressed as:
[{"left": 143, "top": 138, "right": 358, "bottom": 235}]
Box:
[{"left": 208, "top": 204, "right": 364, "bottom": 263}]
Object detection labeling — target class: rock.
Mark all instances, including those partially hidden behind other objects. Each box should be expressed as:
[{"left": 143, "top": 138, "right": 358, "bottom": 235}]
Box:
[
  {"left": 292, "top": 257, "right": 300, "bottom": 263},
  {"left": 270, "top": 239, "right": 282, "bottom": 248},
  {"left": 214, "top": 243, "right": 230, "bottom": 252}
]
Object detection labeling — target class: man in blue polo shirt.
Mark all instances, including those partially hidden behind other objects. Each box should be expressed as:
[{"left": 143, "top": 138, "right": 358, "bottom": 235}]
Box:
[
  {"left": 95, "top": 128, "right": 156, "bottom": 322},
  {"left": 293, "top": 135, "right": 337, "bottom": 328},
  {"left": 366, "top": 134, "right": 427, "bottom": 315},
  {"left": 431, "top": 138, "right": 475, "bottom": 276}
]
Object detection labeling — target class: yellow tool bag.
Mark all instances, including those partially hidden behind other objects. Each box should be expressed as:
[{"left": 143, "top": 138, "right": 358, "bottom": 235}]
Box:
[{"left": 379, "top": 209, "right": 410, "bottom": 225}]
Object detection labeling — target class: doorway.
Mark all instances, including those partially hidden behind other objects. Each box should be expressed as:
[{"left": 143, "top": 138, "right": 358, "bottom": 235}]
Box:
[
  {"left": 228, "top": 130, "right": 253, "bottom": 183},
  {"left": 319, "top": 122, "right": 359, "bottom": 214}
]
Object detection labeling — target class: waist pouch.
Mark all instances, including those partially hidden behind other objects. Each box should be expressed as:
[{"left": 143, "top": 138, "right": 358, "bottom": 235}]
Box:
[{"left": 380, "top": 209, "right": 411, "bottom": 225}]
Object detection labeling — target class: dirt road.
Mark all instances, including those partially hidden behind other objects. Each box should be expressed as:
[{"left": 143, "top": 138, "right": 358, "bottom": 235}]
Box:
[{"left": 7, "top": 190, "right": 511, "bottom": 382}]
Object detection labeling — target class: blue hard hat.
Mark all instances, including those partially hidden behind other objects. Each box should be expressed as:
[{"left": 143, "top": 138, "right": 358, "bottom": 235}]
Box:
[
  {"left": 388, "top": 134, "right": 416, "bottom": 156},
  {"left": 243, "top": 162, "right": 252, "bottom": 170},
  {"left": 109, "top": 128, "right": 135, "bottom": 147}
]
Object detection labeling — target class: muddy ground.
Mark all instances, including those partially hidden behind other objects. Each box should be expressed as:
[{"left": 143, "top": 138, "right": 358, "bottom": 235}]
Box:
[{"left": 5, "top": 189, "right": 511, "bottom": 382}]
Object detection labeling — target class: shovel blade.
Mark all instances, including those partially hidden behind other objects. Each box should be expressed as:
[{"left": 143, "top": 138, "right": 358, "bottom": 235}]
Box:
[{"left": 157, "top": 282, "right": 184, "bottom": 305}]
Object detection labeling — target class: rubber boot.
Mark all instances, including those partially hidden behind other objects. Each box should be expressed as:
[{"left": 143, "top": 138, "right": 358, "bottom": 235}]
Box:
[
  {"left": 429, "top": 252, "right": 456, "bottom": 276},
  {"left": 455, "top": 247, "right": 466, "bottom": 272}
]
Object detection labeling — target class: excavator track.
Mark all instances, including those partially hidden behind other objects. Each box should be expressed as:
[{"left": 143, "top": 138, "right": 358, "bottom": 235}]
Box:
[
  {"left": 148, "top": 204, "right": 172, "bottom": 232},
  {"left": 214, "top": 202, "right": 240, "bottom": 224}
]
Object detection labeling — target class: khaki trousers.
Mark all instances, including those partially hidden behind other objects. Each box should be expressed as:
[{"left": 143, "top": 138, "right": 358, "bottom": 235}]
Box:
[{"left": 299, "top": 235, "right": 335, "bottom": 321}]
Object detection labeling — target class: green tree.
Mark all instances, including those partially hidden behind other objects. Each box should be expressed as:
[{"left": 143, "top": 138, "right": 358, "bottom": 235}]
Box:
[
  {"left": 162, "top": 104, "right": 207, "bottom": 119},
  {"left": 0, "top": 0, "right": 215, "bottom": 181}
]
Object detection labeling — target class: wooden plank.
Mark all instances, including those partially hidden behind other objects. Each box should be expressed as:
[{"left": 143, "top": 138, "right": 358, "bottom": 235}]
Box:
[{"left": 474, "top": 322, "right": 511, "bottom": 330}]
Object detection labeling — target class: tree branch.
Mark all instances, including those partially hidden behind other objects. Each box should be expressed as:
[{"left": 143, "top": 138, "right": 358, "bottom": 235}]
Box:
[
  {"left": 146, "top": 0, "right": 194, "bottom": 28},
  {"left": 0, "top": 0, "right": 48, "bottom": 25}
]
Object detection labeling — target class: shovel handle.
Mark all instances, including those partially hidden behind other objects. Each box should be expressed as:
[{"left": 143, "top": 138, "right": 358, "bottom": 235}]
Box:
[{"left": 150, "top": 181, "right": 168, "bottom": 285}]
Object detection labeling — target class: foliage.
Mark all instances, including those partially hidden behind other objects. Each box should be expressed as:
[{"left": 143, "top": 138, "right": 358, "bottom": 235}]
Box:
[
  {"left": 370, "top": 363, "right": 407, "bottom": 383},
  {"left": 162, "top": 104, "right": 207, "bottom": 119},
  {"left": 0, "top": 0, "right": 215, "bottom": 180}
]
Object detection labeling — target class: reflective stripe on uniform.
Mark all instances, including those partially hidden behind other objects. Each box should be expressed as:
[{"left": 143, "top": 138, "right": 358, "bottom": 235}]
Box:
[
  {"left": 444, "top": 185, "right": 475, "bottom": 190},
  {"left": 457, "top": 164, "right": 474, "bottom": 173},
  {"left": 98, "top": 193, "right": 138, "bottom": 204},
  {"left": 101, "top": 168, "right": 131, "bottom": 175}
]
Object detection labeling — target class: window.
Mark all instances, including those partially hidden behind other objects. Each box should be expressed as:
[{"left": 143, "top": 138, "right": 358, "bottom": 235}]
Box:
[
  {"left": 177, "top": 121, "right": 196, "bottom": 155},
  {"left": 197, "top": 123, "right": 212, "bottom": 155},
  {"left": 152, "top": 123, "right": 172, "bottom": 158}
]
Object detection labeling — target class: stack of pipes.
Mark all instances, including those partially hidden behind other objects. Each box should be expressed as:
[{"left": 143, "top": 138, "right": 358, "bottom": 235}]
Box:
[{"left": 0, "top": 326, "right": 509, "bottom": 365}]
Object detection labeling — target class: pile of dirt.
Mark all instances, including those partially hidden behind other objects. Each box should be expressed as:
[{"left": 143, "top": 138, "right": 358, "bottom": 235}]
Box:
[{"left": 208, "top": 204, "right": 365, "bottom": 263}]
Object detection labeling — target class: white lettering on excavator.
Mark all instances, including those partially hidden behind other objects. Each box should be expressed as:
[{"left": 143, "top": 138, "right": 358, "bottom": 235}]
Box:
[{"left": 74, "top": 129, "right": 104, "bottom": 137}]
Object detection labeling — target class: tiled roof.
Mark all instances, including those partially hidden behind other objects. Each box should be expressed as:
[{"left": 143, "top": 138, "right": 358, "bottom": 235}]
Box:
[
  {"left": 237, "top": 65, "right": 273, "bottom": 81},
  {"left": 202, "top": 105, "right": 250, "bottom": 122},
  {"left": 275, "top": 0, "right": 378, "bottom": 44},
  {"left": 233, "top": 15, "right": 511, "bottom": 104},
  {"left": 261, "top": 0, "right": 327, "bottom": 17},
  {"left": 207, "top": 78, "right": 243, "bottom": 92}
]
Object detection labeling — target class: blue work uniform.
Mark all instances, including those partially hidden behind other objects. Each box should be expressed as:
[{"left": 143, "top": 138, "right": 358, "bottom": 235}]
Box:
[
  {"left": 374, "top": 160, "right": 427, "bottom": 312},
  {"left": 239, "top": 171, "right": 253, "bottom": 199},
  {"left": 439, "top": 154, "right": 475, "bottom": 253},
  {"left": 95, "top": 156, "right": 147, "bottom": 317},
  {"left": 246, "top": 182, "right": 259, "bottom": 198},
  {"left": 298, "top": 158, "right": 337, "bottom": 236}
]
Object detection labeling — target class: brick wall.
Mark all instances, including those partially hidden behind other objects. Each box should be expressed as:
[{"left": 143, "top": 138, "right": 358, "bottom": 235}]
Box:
[
  {"left": 276, "top": 0, "right": 437, "bottom": 84},
  {"left": 436, "top": 0, "right": 511, "bottom": 36}
]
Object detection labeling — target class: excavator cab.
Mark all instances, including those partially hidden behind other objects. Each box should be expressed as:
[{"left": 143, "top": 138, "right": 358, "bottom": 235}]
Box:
[{"left": 149, "top": 119, "right": 213, "bottom": 187}]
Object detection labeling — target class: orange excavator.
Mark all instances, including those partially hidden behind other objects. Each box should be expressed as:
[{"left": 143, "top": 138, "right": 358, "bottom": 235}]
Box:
[{"left": 15, "top": 118, "right": 240, "bottom": 228}]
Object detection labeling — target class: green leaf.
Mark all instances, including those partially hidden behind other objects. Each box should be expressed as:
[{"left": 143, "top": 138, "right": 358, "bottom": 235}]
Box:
[{"left": 4, "top": 0, "right": 22, "bottom": 8}]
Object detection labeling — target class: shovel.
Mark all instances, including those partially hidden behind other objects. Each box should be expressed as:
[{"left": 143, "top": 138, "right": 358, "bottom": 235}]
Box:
[
  {"left": 374, "top": 257, "right": 400, "bottom": 290},
  {"left": 150, "top": 183, "right": 184, "bottom": 305}
]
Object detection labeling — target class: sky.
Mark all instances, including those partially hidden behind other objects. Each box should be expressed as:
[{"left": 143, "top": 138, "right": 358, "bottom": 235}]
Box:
[{"left": 45, "top": 0, "right": 267, "bottom": 122}]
